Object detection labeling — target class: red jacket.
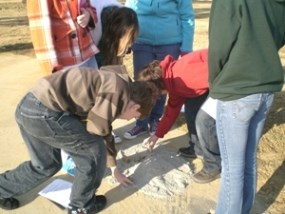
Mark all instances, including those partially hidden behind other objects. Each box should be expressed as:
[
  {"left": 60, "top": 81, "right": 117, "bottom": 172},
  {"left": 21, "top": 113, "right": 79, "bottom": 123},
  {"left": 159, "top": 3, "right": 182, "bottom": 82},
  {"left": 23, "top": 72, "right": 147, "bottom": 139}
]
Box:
[{"left": 155, "top": 49, "right": 209, "bottom": 138}]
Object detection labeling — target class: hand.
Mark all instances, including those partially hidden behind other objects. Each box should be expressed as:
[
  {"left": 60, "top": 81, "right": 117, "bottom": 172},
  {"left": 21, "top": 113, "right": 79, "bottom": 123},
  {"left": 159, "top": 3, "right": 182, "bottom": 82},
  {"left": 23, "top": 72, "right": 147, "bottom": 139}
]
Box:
[
  {"left": 143, "top": 135, "right": 159, "bottom": 151},
  {"left": 77, "top": 8, "right": 90, "bottom": 28},
  {"left": 111, "top": 167, "right": 134, "bottom": 186}
]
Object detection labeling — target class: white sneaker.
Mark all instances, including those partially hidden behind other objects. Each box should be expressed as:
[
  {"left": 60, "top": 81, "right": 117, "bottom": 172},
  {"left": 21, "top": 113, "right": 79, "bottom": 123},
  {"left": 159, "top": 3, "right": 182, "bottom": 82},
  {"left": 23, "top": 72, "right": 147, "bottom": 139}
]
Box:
[{"left": 112, "top": 132, "right": 122, "bottom": 144}]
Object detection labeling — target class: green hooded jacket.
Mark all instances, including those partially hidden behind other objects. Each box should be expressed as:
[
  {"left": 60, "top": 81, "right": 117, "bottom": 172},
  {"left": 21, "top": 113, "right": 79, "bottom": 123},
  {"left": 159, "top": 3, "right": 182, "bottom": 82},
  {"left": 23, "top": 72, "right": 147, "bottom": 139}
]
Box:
[{"left": 209, "top": 0, "right": 285, "bottom": 100}]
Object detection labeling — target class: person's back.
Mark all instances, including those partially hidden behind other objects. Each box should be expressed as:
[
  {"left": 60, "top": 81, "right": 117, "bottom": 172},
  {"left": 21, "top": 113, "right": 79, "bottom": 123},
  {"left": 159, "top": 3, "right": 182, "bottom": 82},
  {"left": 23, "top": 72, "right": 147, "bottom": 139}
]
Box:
[
  {"left": 160, "top": 49, "right": 209, "bottom": 98},
  {"left": 209, "top": 0, "right": 285, "bottom": 100},
  {"left": 125, "top": 0, "right": 194, "bottom": 51}
]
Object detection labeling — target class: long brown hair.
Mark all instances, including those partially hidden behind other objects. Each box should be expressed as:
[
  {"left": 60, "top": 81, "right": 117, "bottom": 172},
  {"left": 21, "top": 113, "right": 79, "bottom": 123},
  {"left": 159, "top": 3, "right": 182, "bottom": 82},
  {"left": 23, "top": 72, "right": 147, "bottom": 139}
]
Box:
[{"left": 98, "top": 6, "right": 138, "bottom": 65}]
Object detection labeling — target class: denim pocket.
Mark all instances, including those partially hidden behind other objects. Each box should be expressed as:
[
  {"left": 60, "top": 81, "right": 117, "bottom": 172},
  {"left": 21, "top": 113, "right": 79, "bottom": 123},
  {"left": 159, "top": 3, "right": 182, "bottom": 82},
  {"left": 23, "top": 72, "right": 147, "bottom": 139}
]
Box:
[
  {"left": 16, "top": 94, "right": 58, "bottom": 137},
  {"left": 231, "top": 95, "right": 261, "bottom": 122},
  {"left": 55, "top": 113, "right": 87, "bottom": 136}
]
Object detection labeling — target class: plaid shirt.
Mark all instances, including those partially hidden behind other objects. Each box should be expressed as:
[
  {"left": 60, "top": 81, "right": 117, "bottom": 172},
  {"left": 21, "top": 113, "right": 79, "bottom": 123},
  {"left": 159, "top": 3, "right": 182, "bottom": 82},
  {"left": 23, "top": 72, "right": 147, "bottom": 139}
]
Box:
[{"left": 27, "top": 0, "right": 99, "bottom": 74}]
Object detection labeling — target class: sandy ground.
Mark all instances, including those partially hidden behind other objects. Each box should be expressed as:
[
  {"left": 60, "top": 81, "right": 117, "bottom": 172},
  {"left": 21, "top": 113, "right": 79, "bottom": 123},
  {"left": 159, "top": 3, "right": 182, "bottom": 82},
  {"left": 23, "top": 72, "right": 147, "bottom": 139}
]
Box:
[{"left": 0, "top": 1, "right": 284, "bottom": 214}]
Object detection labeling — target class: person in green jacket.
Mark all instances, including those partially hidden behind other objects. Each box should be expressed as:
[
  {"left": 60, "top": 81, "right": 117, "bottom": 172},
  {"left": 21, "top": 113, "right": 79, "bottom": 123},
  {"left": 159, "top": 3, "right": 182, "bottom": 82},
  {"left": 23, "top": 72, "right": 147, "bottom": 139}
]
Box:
[{"left": 208, "top": 0, "right": 285, "bottom": 213}]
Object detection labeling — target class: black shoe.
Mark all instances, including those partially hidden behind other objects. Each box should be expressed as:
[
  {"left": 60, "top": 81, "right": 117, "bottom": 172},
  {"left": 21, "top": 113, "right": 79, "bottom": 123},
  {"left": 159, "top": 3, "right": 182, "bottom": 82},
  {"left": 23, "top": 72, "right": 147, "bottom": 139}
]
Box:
[
  {"left": 178, "top": 146, "right": 197, "bottom": 158},
  {"left": 68, "top": 195, "right": 107, "bottom": 214},
  {"left": 0, "top": 197, "right": 20, "bottom": 210}
]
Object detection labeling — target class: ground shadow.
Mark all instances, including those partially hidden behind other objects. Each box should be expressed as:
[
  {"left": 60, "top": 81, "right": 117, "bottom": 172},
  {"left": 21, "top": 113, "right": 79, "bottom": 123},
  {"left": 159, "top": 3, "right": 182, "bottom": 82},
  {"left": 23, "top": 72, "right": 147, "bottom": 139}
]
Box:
[
  {"left": 0, "top": 16, "right": 28, "bottom": 26},
  {"left": 193, "top": 0, "right": 212, "bottom": 19},
  {"left": 255, "top": 160, "right": 285, "bottom": 213},
  {"left": 0, "top": 42, "right": 33, "bottom": 53},
  {"left": 195, "top": 8, "right": 211, "bottom": 19},
  {"left": 262, "top": 90, "right": 285, "bottom": 135}
]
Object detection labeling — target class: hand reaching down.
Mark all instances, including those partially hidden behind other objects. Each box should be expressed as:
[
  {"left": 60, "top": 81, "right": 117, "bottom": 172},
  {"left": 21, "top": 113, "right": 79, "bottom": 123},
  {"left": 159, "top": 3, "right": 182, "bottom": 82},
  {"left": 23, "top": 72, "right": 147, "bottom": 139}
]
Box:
[
  {"left": 111, "top": 167, "right": 134, "bottom": 186},
  {"left": 143, "top": 135, "right": 159, "bottom": 151}
]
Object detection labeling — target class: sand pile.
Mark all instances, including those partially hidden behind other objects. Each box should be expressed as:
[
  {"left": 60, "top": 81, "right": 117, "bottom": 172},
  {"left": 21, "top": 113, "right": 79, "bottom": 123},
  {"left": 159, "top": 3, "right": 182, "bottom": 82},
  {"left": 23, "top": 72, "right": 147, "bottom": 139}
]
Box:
[{"left": 108, "top": 144, "right": 194, "bottom": 198}]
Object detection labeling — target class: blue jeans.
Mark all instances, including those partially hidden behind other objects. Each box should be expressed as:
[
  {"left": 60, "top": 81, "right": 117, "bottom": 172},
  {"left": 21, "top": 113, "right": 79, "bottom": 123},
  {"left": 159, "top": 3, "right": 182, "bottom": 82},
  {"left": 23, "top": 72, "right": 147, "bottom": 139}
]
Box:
[
  {"left": 79, "top": 55, "right": 98, "bottom": 69},
  {"left": 132, "top": 43, "right": 181, "bottom": 129},
  {"left": 215, "top": 93, "right": 274, "bottom": 214},
  {"left": 184, "top": 92, "right": 209, "bottom": 155},
  {"left": 64, "top": 55, "right": 98, "bottom": 71},
  {"left": 0, "top": 93, "right": 106, "bottom": 209},
  {"left": 196, "top": 109, "right": 221, "bottom": 172}
]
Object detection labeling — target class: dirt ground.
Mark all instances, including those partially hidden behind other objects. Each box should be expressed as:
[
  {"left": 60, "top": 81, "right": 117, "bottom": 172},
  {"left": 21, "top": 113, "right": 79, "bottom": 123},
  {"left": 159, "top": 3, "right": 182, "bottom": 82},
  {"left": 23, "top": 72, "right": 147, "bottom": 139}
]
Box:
[{"left": 0, "top": 1, "right": 284, "bottom": 214}]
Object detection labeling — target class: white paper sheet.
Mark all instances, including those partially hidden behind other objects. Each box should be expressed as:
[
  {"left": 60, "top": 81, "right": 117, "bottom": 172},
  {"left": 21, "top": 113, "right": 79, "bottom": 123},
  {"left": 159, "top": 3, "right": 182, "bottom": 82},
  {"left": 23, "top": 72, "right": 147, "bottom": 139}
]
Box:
[
  {"left": 180, "top": 104, "right": 185, "bottom": 113},
  {"left": 201, "top": 97, "right": 217, "bottom": 119},
  {"left": 39, "top": 179, "right": 72, "bottom": 208}
]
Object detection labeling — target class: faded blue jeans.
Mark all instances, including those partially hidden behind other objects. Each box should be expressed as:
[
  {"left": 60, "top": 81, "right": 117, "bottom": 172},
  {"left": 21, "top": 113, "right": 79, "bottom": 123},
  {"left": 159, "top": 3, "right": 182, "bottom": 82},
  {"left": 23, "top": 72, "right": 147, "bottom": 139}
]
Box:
[
  {"left": 132, "top": 43, "right": 181, "bottom": 129},
  {"left": 0, "top": 93, "right": 106, "bottom": 209},
  {"left": 215, "top": 93, "right": 274, "bottom": 214}
]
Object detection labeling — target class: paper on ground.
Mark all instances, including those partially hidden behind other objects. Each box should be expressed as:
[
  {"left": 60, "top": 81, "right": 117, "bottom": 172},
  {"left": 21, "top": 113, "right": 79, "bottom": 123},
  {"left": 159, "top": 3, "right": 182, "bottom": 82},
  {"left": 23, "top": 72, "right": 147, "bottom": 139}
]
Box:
[{"left": 39, "top": 179, "right": 72, "bottom": 208}]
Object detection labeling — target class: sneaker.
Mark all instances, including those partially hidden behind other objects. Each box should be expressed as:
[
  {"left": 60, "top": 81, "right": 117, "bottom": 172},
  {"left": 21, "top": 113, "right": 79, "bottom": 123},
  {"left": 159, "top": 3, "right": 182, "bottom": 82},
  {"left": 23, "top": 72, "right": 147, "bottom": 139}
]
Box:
[
  {"left": 114, "top": 135, "right": 122, "bottom": 144},
  {"left": 149, "top": 121, "right": 158, "bottom": 136},
  {"left": 112, "top": 132, "right": 122, "bottom": 144},
  {"left": 191, "top": 169, "right": 220, "bottom": 184},
  {"left": 123, "top": 126, "right": 147, "bottom": 139},
  {"left": 178, "top": 146, "right": 197, "bottom": 158},
  {"left": 68, "top": 195, "right": 107, "bottom": 214},
  {"left": 0, "top": 197, "right": 20, "bottom": 210}
]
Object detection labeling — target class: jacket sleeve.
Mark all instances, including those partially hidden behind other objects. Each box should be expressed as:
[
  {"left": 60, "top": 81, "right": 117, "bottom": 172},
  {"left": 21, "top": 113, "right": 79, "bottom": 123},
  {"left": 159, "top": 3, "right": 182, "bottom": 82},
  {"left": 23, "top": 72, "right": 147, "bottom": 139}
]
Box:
[
  {"left": 27, "top": 0, "right": 59, "bottom": 74},
  {"left": 179, "top": 0, "right": 195, "bottom": 52},
  {"left": 155, "top": 94, "right": 185, "bottom": 138},
  {"left": 208, "top": 0, "right": 241, "bottom": 86},
  {"left": 86, "top": 109, "right": 117, "bottom": 167},
  {"left": 85, "top": 0, "right": 98, "bottom": 28},
  {"left": 103, "top": 133, "right": 117, "bottom": 167}
]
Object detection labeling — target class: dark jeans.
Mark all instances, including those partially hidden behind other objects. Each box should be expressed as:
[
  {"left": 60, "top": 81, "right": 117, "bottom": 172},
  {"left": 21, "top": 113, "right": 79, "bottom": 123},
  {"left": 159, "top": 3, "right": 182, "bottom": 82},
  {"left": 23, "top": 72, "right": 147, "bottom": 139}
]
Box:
[
  {"left": 0, "top": 93, "right": 106, "bottom": 209},
  {"left": 184, "top": 92, "right": 209, "bottom": 156},
  {"left": 196, "top": 109, "right": 221, "bottom": 172}
]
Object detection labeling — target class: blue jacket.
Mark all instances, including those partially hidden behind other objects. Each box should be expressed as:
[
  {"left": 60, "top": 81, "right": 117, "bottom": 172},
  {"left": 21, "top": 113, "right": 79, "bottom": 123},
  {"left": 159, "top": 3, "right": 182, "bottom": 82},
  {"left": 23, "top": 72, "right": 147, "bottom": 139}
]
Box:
[{"left": 125, "top": 0, "right": 194, "bottom": 52}]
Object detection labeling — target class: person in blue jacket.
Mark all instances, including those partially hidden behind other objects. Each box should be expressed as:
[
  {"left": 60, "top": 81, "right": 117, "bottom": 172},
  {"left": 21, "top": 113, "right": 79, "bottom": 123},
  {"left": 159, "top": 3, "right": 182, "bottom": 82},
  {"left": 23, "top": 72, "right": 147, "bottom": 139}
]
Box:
[{"left": 124, "top": 0, "right": 196, "bottom": 158}]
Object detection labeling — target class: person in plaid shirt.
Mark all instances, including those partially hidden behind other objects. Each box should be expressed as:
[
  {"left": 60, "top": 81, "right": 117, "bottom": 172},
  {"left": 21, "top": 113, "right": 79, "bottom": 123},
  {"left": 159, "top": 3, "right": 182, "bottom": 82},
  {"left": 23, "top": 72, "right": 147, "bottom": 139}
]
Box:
[{"left": 27, "top": 0, "right": 99, "bottom": 74}]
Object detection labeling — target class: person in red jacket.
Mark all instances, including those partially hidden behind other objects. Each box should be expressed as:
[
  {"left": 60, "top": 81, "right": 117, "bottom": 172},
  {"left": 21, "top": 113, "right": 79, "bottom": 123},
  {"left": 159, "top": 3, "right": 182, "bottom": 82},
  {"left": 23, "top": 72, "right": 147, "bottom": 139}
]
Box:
[{"left": 137, "top": 49, "right": 209, "bottom": 156}]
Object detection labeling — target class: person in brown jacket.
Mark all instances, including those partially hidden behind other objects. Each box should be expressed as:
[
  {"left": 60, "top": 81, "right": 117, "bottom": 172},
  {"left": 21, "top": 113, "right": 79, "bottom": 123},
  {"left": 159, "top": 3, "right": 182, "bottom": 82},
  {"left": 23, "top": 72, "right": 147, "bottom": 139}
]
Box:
[{"left": 0, "top": 65, "right": 156, "bottom": 214}]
